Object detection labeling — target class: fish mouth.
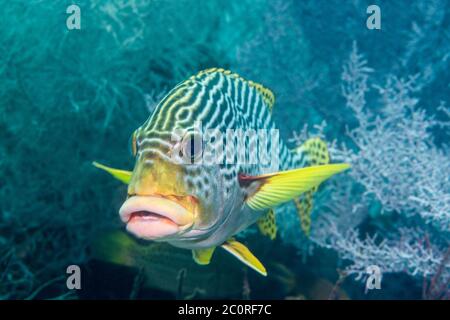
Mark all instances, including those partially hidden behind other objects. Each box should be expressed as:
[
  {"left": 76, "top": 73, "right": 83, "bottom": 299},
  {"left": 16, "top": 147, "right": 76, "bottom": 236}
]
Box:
[{"left": 119, "top": 195, "right": 195, "bottom": 240}]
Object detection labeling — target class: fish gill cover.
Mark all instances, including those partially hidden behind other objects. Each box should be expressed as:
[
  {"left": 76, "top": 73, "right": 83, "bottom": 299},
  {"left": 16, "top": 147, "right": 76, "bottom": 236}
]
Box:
[{"left": 0, "top": 0, "right": 448, "bottom": 299}]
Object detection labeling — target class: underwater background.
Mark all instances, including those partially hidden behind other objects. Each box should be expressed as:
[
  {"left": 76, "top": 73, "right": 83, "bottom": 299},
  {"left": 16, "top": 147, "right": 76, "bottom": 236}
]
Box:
[{"left": 0, "top": 0, "right": 449, "bottom": 300}]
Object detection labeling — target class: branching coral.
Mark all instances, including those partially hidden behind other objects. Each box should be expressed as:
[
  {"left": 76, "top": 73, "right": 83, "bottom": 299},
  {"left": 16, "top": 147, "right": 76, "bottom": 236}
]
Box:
[
  {"left": 297, "top": 43, "right": 450, "bottom": 288},
  {"left": 337, "top": 43, "right": 450, "bottom": 231},
  {"left": 314, "top": 223, "right": 448, "bottom": 280},
  {"left": 0, "top": 0, "right": 259, "bottom": 299}
]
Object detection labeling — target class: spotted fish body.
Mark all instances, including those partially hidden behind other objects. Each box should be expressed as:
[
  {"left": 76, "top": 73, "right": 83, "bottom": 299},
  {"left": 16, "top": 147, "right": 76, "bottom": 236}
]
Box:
[
  {"left": 95, "top": 68, "right": 350, "bottom": 276},
  {"left": 132, "top": 69, "right": 302, "bottom": 246}
]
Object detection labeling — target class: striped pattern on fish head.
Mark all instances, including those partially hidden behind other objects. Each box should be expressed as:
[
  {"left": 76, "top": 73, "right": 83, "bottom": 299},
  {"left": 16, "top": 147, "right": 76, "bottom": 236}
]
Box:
[{"left": 120, "top": 71, "right": 243, "bottom": 243}]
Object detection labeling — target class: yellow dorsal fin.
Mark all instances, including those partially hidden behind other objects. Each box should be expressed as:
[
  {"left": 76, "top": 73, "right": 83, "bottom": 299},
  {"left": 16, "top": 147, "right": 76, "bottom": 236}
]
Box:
[
  {"left": 257, "top": 209, "right": 277, "bottom": 240},
  {"left": 92, "top": 161, "right": 132, "bottom": 184},
  {"left": 294, "top": 138, "right": 330, "bottom": 236},
  {"left": 221, "top": 239, "right": 267, "bottom": 276},
  {"left": 192, "top": 247, "right": 216, "bottom": 265},
  {"left": 244, "top": 163, "right": 350, "bottom": 211},
  {"left": 193, "top": 68, "right": 275, "bottom": 110},
  {"left": 247, "top": 80, "right": 275, "bottom": 110}
]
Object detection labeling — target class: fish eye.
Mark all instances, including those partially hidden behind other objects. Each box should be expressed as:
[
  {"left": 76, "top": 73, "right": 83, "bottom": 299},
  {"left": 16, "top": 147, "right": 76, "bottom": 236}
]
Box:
[
  {"left": 129, "top": 131, "right": 137, "bottom": 157},
  {"left": 180, "top": 131, "right": 203, "bottom": 164}
]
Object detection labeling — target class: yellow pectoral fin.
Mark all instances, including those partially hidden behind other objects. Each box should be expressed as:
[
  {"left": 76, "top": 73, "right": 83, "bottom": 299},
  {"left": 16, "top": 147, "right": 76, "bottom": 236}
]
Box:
[
  {"left": 192, "top": 247, "right": 216, "bottom": 265},
  {"left": 245, "top": 163, "right": 350, "bottom": 211},
  {"left": 92, "top": 161, "right": 132, "bottom": 184},
  {"left": 221, "top": 239, "right": 267, "bottom": 276}
]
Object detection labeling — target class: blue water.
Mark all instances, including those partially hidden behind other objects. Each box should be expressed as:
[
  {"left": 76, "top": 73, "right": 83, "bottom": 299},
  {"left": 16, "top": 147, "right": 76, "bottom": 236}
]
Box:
[{"left": 0, "top": 0, "right": 448, "bottom": 300}]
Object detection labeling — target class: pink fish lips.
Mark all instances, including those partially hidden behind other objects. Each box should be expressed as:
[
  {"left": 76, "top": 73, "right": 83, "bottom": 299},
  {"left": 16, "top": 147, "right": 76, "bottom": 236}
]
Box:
[{"left": 119, "top": 195, "right": 194, "bottom": 240}]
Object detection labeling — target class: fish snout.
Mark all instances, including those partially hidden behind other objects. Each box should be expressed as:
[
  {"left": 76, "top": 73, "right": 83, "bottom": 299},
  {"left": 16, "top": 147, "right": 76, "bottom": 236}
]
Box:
[{"left": 119, "top": 195, "right": 195, "bottom": 240}]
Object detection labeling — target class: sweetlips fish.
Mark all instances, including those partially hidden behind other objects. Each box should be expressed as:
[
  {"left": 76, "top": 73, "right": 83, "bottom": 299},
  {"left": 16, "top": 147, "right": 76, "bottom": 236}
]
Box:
[{"left": 94, "top": 68, "right": 349, "bottom": 276}]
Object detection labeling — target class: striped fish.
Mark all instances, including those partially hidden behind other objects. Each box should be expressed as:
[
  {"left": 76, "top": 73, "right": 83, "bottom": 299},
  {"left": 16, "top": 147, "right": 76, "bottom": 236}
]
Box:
[{"left": 94, "top": 68, "right": 349, "bottom": 276}]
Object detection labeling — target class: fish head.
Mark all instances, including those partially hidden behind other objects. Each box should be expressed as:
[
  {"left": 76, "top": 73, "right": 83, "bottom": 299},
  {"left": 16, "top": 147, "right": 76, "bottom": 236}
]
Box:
[{"left": 120, "top": 125, "right": 232, "bottom": 242}]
